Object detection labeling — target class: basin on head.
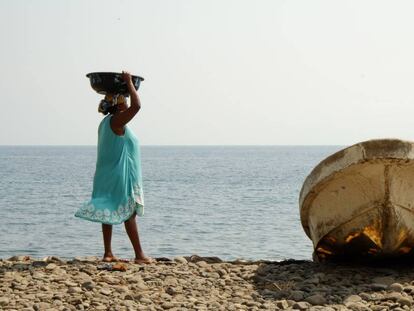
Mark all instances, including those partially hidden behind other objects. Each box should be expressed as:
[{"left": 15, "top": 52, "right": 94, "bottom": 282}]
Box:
[{"left": 86, "top": 72, "right": 144, "bottom": 96}]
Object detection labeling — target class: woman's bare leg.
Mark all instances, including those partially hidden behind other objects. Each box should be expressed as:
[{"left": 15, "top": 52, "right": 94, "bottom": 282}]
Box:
[
  {"left": 124, "top": 212, "right": 151, "bottom": 263},
  {"left": 102, "top": 224, "right": 116, "bottom": 261}
]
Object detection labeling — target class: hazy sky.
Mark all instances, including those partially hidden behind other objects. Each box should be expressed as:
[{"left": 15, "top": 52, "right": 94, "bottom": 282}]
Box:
[{"left": 1, "top": 0, "right": 414, "bottom": 145}]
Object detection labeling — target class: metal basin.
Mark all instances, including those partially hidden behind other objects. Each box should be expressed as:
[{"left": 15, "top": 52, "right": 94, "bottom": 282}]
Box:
[
  {"left": 86, "top": 72, "right": 144, "bottom": 96},
  {"left": 299, "top": 139, "right": 414, "bottom": 262}
]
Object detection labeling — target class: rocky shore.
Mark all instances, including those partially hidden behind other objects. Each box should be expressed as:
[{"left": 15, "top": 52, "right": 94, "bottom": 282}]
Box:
[{"left": 2, "top": 255, "right": 414, "bottom": 310}]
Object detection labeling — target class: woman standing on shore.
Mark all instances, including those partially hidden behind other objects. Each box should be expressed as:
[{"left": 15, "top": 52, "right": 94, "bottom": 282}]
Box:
[{"left": 75, "top": 71, "right": 151, "bottom": 264}]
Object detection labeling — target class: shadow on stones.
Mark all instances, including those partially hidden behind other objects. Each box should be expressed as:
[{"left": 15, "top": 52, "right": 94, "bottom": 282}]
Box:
[
  {"left": 0, "top": 261, "right": 45, "bottom": 274},
  {"left": 0, "top": 259, "right": 87, "bottom": 274},
  {"left": 251, "top": 258, "right": 414, "bottom": 307}
]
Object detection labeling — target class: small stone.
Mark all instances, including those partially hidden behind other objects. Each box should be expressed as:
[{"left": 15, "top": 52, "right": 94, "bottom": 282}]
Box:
[
  {"left": 45, "top": 263, "right": 57, "bottom": 270},
  {"left": 293, "top": 301, "right": 311, "bottom": 310},
  {"left": 33, "top": 302, "right": 51, "bottom": 310},
  {"left": 344, "top": 295, "right": 362, "bottom": 305},
  {"left": 202, "top": 256, "right": 223, "bottom": 263},
  {"left": 208, "top": 272, "right": 220, "bottom": 278},
  {"left": 359, "top": 293, "right": 371, "bottom": 301},
  {"left": 232, "top": 303, "right": 244, "bottom": 309},
  {"left": 397, "top": 297, "right": 412, "bottom": 307},
  {"left": 163, "top": 276, "right": 178, "bottom": 287},
  {"left": 389, "top": 283, "right": 404, "bottom": 292},
  {"left": 404, "top": 285, "right": 414, "bottom": 293},
  {"left": 160, "top": 293, "right": 172, "bottom": 300},
  {"left": 385, "top": 292, "right": 402, "bottom": 301},
  {"left": 140, "top": 297, "right": 152, "bottom": 304},
  {"left": 12, "top": 263, "right": 31, "bottom": 272},
  {"left": 136, "top": 281, "right": 148, "bottom": 290},
  {"left": 74, "top": 256, "right": 99, "bottom": 263},
  {"left": 173, "top": 256, "right": 187, "bottom": 264},
  {"left": 373, "top": 276, "right": 395, "bottom": 286},
  {"left": 275, "top": 300, "right": 289, "bottom": 309},
  {"left": 196, "top": 261, "right": 208, "bottom": 268},
  {"left": 42, "top": 256, "right": 64, "bottom": 263},
  {"left": 290, "top": 290, "right": 305, "bottom": 301},
  {"left": 243, "top": 301, "right": 258, "bottom": 307},
  {"left": 22, "top": 294, "right": 36, "bottom": 300},
  {"left": 291, "top": 276, "right": 303, "bottom": 282},
  {"left": 81, "top": 281, "right": 95, "bottom": 291},
  {"left": 314, "top": 272, "right": 325, "bottom": 279},
  {"left": 122, "top": 300, "right": 135, "bottom": 307},
  {"left": 346, "top": 302, "right": 370, "bottom": 311},
  {"left": 233, "top": 290, "right": 245, "bottom": 297},
  {"left": 112, "top": 263, "right": 127, "bottom": 272},
  {"left": 306, "top": 294, "right": 327, "bottom": 305},
  {"left": 69, "top": 298, "right": 83, "bottom": 305},
  {"left": 100, "top": 275, "right": 119, "bottom": 284},
  {"left": 0, "top": 297, "right": 9, "bottom": 306},
  {"left": 8, "top": 255, "right": 30, "bottom": 261},
  {"left": 165, "top": 287, "right": 177, "bottom": 295},
  {"left": 371, "top": 283, "right": 388, "bottom": 291},
  {"left": 65, "top": 281, "right": 78, "bottom": 287},
  {"left": 32, "top": 261, "right": 48, "bottom": 267},
  {"left": 67, "top": 287, "right": 82, "bottom": 294},
  {"left": 96, "top": 263, "right": 112, "bottom": 271},
  {"left": 100, "top": 288, "right": 111, "bottom": 295},
  {"left": 113, "top": 285, "right": 128, "bottom": 293},
  {"left": 161, "top": 302, "right": 175, "bottom": 309},
  {"left": 305, "top": 277, "right": 320, "bottom": 285}
]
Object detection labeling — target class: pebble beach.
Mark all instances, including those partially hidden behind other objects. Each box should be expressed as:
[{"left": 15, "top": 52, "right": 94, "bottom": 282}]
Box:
[{"left": 2, "top": 255, "right": 414, "bottom": 311}]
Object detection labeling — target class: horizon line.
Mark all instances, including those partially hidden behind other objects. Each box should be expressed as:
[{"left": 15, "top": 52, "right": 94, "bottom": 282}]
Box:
[{"left": 0, "top": 144, "right": 345, "bottom": 147}]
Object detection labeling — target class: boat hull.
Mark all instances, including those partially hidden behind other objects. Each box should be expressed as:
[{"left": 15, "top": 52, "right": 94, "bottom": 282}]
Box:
[{"left": 299, "top": 139, "right": 414, "bottom": 261}]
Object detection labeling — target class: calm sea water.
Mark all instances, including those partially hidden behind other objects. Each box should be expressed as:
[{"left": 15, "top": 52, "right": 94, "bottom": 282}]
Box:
[{"left": 0, "top": 145, "right": 342, "bottom": 261}]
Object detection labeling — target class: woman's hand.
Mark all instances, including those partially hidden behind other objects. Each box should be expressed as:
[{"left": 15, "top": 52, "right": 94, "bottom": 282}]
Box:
[
  {"left": 121, "top": 71, "right": 133, "bottom": 84},
  {"left": 122, "top": 70, "right": 137, "bottom": 95}
]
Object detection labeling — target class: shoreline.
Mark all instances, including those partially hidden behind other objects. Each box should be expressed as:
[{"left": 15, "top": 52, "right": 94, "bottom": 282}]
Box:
[{"left": 1, "top": 255, "right": 414, "bottom": 310}]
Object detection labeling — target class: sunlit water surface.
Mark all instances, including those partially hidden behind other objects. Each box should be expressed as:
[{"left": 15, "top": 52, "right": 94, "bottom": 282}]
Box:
[{"left": 0, "top": 145, "right": 341, "bottom": 261}]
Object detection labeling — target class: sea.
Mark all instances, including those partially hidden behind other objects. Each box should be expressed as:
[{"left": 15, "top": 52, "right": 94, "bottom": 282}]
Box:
[{"left": 0, "top": 145, "right": 342, "bottom": 261}]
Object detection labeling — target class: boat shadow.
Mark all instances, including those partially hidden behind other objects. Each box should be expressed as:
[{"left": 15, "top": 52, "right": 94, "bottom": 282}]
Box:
[{"left": 252, "top": 258, "right": 414, "bottom": 306}]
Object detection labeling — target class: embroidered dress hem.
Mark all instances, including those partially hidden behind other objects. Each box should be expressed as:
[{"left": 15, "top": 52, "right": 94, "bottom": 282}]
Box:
[{"left": 75, "top": 197, "right": 144, "bottom": 225}]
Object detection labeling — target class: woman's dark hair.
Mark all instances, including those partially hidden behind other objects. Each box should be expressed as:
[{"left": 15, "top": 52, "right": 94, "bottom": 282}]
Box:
[
  {"left": 99, "top": 95, "right": 125, "bottom": 115},
  {"left": 99, "top": 102, "right": 119, "bottom": 115},
  {"left": 106, "top": 105, "right": 119, "bottom": 115}
]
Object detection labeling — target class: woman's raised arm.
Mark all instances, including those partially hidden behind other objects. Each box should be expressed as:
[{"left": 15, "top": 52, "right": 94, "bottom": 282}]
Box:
[{"left": 111, "top": 71, "right": 141, "bottom": 130}]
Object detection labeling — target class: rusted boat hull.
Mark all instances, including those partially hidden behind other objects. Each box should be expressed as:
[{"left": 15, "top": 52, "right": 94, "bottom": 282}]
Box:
[{"left": 299, "top": 139, "right": 414, "bottom": 261}]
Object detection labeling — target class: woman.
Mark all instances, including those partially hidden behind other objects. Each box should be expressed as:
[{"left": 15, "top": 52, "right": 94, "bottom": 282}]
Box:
[{"left": 75, "top": 71, "right": 151, "bottom": 264}]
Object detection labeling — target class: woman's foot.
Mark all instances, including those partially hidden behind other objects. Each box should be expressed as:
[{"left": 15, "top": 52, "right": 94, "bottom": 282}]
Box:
[
  {"left": 134, "top": 256, "right": 153, "bottom": 264},
  {"left": 102, "top": 253, "right": 130, "bottom": 263}
]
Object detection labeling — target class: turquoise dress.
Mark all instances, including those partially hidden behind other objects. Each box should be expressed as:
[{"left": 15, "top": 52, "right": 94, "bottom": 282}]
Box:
[{"left": 75, "top": 115, "right": 144, "bottom": 224}]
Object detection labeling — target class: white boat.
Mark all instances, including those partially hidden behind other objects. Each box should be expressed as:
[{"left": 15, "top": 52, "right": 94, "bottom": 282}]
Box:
[{"left": 299, "top": 139, "right": 414, "bottom": 261}]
